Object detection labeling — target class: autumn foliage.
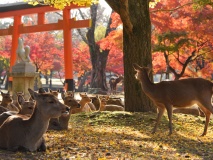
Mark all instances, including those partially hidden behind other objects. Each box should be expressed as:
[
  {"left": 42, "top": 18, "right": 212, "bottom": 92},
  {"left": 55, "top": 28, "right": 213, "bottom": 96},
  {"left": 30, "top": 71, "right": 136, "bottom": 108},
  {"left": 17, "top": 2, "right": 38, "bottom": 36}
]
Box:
[{"left": 0, "top": 0, "right": 212, "bottom": 81}]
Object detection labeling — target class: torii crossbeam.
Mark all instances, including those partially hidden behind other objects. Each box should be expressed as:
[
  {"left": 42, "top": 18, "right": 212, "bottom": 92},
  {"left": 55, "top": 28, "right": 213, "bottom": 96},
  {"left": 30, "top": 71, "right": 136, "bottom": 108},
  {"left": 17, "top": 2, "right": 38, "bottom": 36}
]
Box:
[{"left": 0, "top": 2, "right": 91, "bottom": 91}]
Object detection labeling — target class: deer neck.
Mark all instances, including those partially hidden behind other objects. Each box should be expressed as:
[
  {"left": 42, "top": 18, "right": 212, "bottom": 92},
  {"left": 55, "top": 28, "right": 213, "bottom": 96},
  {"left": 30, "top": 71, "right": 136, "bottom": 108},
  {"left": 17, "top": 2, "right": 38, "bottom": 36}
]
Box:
[
  {"left": 1, "top": 101, "right": 11, "bottom": 108},
  {"left": 99, "top": 103, "right": 106, "bottom": 111},
  {"left": 79, "top": 100, "right": 88, "bottom": 108},
  {"left": 116, "top": 77, "right": 122, "bottom": 83},
  {"left": 138, "top": 70, "right": 154, "bottom": 94},
  {"left": 27, "top": 105, "right": 50, "bottom": 141}
]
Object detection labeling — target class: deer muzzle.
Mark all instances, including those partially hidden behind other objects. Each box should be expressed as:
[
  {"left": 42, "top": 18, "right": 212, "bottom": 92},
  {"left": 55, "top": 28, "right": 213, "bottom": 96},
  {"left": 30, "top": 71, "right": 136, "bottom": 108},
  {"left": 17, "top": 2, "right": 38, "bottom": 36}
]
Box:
[{"left": 61, "top": 106, "right": 70, "bottom": 116}]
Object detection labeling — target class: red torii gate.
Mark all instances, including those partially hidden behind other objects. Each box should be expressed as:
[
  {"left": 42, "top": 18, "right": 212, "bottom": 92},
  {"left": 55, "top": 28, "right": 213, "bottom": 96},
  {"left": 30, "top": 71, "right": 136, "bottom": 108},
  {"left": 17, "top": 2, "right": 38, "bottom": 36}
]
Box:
[{"left": 0, "top": 2, "right": 91, "bottom": 91}]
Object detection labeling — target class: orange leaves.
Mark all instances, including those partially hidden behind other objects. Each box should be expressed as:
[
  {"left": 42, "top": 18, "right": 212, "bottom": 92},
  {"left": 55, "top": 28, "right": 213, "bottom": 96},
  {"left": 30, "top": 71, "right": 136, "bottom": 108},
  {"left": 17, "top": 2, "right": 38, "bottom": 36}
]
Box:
[
  {"left": 110, "top": 12, "right": 122, "bottom": 29},
  {"left": 98, "top": 30, "right": 123, "bottom": 51},
  {"left": 21, "top": 32, "right": 63, "bottom": 73},
  {"left": 72, "top": 42, "right": 91, "bottom": 74},
  {"left": 0, "top": 36, "right": 12, "bottom": 59}
]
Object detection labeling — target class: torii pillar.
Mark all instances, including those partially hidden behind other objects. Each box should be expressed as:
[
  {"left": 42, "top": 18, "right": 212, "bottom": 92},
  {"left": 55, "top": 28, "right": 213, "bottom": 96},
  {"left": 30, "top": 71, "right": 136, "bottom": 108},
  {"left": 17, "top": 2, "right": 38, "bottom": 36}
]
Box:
[
  {"left": 63, "top": 8, "right": 74, "bottom": 91},
  {"left": 0, "top": 3, "right": 91, "bottom": 93}
]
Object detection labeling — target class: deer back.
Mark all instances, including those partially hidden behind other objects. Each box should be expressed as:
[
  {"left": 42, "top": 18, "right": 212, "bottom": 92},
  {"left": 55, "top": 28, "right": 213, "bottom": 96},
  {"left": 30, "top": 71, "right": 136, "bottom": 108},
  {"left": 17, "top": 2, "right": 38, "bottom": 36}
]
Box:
[{"left": 0, "top": 88, "right": 70, "bottom": 152}]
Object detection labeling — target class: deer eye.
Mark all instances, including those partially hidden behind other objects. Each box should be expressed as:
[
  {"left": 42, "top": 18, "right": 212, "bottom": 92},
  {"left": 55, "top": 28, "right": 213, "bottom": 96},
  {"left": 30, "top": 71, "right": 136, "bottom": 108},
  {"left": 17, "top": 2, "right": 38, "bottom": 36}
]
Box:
[{"left": 48, "top": 101, "right": 54, "bottom": 104}]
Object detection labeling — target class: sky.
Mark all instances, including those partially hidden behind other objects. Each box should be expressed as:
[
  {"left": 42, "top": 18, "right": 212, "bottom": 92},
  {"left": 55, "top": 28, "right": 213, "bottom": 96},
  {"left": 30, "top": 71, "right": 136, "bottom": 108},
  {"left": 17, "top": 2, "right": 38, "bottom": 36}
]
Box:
[
  {"left": 0, "top": 0, "right": 112, "bottom": 22},
  {"left": 0, "top": 0, "right": 111, "bottom": 10}
]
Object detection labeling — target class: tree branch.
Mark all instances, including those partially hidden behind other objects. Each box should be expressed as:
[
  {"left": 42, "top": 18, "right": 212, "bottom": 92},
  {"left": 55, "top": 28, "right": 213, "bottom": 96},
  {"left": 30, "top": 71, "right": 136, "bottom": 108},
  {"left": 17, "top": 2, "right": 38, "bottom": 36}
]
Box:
[
  {"left": 151, "top": 2, "right": 194, "bottom": 13},
  {"left": 105, "top": 0, "right": 133, "bottom": 35}
]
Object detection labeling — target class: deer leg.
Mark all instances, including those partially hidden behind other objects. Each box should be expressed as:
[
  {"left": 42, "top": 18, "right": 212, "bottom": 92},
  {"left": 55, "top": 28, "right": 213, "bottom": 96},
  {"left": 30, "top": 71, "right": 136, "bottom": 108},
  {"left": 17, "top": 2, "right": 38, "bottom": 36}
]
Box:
[
  {"left": 166, "top": 104, "right": 173, "bottom": 135},
  {"left": 198, "top": 106, "right": 211, "bottom": 136},
  {"left": 198, "top": 101, "right": 213, "bottom": 136},
  {"left": 37, "top": 137, "right": 46, "bottom": 152},
  {"left": 152, "top": 106, "right": 165, "bottom": 134}
]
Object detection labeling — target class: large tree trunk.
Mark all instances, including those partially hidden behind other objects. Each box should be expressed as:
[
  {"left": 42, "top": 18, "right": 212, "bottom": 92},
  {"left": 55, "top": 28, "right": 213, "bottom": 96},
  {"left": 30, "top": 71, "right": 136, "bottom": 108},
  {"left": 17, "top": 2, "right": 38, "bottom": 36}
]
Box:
[
  {"left": 90, "top": 49, "right": 108, "bottom": 90},
  {"left": 106, "top": 0, "right": 156, "bottom": 112},
  {"left": 86, "top": 4, "right": 114, "bottom": 91}
]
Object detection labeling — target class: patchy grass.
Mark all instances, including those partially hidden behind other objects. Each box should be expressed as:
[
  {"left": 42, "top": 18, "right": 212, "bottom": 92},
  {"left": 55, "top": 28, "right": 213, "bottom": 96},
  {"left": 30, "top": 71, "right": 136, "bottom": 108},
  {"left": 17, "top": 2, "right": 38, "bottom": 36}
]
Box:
[{"left": 1, "top": 111, "right": 213, "bottom": 160}]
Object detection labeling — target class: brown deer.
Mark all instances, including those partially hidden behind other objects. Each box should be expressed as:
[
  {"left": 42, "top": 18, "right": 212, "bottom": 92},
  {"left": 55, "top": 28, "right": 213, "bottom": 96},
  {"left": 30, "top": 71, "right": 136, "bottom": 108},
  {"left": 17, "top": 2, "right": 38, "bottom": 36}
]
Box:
[
  {"left": 109, "top": 75, "right": 124, "bottom": 95},
  {"left": 0, "top": 106, "right": 8, "bottom": 114},
  {"left": 17, "top": 94, "right": 35, "bottom": 115},
  {"left": 91, "top": 95, "right": 101, "bottom": 110},
  {"left": 173, "top": 104, "right": 205, "bottom": 117},
  {"left": 70, "top": 93, "right": 92, "bottom": 114},
  {"left": 106, "top": 97, "right": 124, "bottom": 107},
  {"left": 48, "top": 91, "right": 80, "bottom": 130},
  {"left": 133, "top": 63, "right": 213, "bottom": 136},
  {"left": 49, "top": 89, "right": 60, "bottom": 98},
  {"left": 61, "top": 91, "right": 80, "bottom": 109},
  {"left": 99, "top": 97, "right": 124, "bottom": 111},
  {"left": 0, "top": 88, "right": 69, "bottom": 152},
  {"left": 0, "top": 94, "right": 36, "bottom": 126},
  {"left": 12, "top": 91, "right": 25, "bottom": 111},
  {"left": 0, "top": 91, "right": 20, "bottom": 113}
]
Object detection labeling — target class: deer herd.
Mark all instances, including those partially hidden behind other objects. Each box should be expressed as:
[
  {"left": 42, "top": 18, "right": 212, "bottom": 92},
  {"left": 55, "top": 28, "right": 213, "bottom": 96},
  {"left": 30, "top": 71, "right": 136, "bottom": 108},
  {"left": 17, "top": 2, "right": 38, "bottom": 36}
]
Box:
[
  {"left": 0, "top": 63, "right": 212, "bottom": 152},
  {"left": 0, "top": 87, "right": 124, "bottom": 152}
]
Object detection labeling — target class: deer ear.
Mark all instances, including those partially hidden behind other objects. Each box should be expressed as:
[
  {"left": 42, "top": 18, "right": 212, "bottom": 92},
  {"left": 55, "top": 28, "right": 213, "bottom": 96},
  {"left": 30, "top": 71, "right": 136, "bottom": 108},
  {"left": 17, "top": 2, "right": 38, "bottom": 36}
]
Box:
[
  {"left": 61, "top": 92, "right": 65, "bottom": 100},
  {"left": 133, "top": 63, "right": 142, "bottom": 71},
  {"left": 28, "top": 88, "right": 38, "bottom": 100},
  {"left": 38, "top": 88, "right": 46, "bottom": 93},
  {"left": 105, "top": 95, "right": 109, "bottom": 100},
  {"left": 17, "top": 95, "right": 25, "bottom": 105}
]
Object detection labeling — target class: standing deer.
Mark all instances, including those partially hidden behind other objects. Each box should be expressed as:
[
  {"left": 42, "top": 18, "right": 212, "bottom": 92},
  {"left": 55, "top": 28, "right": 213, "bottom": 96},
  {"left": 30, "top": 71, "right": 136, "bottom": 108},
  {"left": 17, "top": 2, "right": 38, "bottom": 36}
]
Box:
[
  {"left": 109, "top": 75, "right": 124, "bottom": 95},
  {"left": 133, "top": 63, "right": 213, "bottom": 136},
  {"left": 0, "top": 88, "right": 69, "bottom": 152}
]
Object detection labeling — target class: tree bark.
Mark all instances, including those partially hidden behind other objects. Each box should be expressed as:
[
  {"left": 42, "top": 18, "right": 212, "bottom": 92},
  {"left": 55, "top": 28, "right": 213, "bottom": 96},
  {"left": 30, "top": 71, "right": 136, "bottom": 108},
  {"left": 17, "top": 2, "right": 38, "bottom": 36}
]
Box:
[
  {"left": 105, "top": 0, "right": 156, "bottom": 112},
  {"left": 86, "top": 4, "right": 114, "bottom": 91}
]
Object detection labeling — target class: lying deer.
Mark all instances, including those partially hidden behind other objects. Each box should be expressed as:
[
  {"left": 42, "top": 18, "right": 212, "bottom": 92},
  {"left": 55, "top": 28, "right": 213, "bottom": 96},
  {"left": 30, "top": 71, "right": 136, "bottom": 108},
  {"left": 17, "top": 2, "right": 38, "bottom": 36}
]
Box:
[
  {"left": 0, "top": 94, "right": 35, "bottom": 126},
  {"left": 0, "top": 91, "right": 20, "bottom": 113},
  {"left": 133, "top": 63, "right": 213, "bottom": 136},
  {"left": 173, "top": 104, "right": 205, "bottom": 117},
  {"left": 0, "top": 88, "right": 69, "bottom": 152},
  {"left": 99, "top": 97, "right": 124, "bottom": 111},
  {"left": 48, "top": 91, "right": 79, "bottom": 130},
  {"left": 49, "top": 89, "right": 60, "bottom": 98},
  {"left": 105, "top": 96, "right": 124, "bottom": 107},
  {"left": 12, "top": 91, "right": 25, "bottom": 110},
  {"left": 91, "top": 95, "right": 101, "bottom": 110},
  {"left": 71, "top": 93, "right": 92, "bottom": 114}
]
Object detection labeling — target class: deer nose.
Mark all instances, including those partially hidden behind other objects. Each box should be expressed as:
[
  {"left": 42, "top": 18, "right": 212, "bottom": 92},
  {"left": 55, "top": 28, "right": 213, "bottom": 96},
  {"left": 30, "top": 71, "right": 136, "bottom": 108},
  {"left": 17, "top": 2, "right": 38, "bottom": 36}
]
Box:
[{"left": 66, "top": 107, "right": 70, "bottom": 112}]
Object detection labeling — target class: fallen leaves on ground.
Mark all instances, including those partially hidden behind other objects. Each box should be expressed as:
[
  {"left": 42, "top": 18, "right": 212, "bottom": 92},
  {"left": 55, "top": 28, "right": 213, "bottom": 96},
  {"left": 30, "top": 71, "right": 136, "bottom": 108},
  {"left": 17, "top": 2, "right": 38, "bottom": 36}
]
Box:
[{"left": 1, "top": 111, "right": 213, "bottom": 160}]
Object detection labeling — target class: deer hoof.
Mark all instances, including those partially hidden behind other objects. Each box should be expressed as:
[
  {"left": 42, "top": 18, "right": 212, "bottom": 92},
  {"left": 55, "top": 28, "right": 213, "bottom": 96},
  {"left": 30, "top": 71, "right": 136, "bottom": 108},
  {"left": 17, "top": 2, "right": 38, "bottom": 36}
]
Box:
[{"left": 200, "top": 133, "right": 206, "bottom": 137}]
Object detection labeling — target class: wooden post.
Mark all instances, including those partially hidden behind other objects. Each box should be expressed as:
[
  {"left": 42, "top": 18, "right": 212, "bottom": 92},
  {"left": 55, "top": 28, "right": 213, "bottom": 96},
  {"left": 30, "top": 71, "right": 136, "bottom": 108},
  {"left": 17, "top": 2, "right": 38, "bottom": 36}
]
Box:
[{"left": 63, "top": 8, "right": 74, "bottom": 91}]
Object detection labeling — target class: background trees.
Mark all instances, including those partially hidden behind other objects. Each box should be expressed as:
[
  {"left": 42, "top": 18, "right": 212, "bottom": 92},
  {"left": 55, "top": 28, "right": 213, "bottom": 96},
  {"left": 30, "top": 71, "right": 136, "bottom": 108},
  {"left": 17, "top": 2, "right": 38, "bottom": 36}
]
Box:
[
  {"left": 1, "top": 0, "right": 212, "bottom": 112},
  {"left": 151, "top": 0, "right": 213, "bottom": 80}
]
